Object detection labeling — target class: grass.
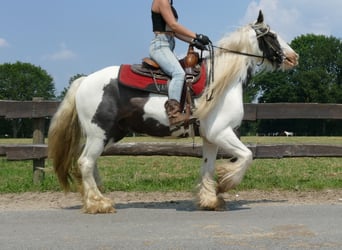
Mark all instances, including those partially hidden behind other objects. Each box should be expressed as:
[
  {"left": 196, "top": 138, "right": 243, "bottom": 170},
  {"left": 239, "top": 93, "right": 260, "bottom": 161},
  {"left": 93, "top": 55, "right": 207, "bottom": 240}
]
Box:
[
  {"left": 0, "top": 137, "right": 341, "bottom": 193},
  {"left": 99, "top": 156, "right": 201, "bottom": 192},
  {"left": 0, "top": 159, "right": 59, "bottom": 193},
  {"left": 238, "top": 158, "right": 342, "bottom": 191}
]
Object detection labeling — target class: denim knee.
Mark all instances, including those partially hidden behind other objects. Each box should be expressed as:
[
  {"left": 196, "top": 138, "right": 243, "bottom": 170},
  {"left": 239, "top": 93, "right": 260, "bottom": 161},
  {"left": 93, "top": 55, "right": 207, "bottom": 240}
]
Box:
[{"left": 172, "top": 70, "right": 185, "bottom": 83}]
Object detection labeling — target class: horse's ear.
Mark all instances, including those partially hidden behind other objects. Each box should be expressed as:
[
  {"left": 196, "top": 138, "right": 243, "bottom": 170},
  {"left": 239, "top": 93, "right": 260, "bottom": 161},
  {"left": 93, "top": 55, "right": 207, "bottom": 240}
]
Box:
[{"left": 257, "top": 10, "right": 264, "bottom": 23}]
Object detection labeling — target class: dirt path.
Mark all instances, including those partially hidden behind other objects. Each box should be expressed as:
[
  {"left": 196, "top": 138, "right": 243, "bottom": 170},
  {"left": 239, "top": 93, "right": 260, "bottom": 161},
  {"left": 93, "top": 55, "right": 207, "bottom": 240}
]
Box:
[{"left": 1, "top": 190, "right": 342, "bottom": 211}]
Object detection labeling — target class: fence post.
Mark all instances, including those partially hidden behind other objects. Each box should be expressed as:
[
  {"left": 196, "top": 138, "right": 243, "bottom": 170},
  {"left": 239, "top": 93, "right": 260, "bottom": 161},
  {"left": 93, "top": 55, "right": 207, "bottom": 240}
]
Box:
[{"left": 32, "top": 97, "right": 45, "bottom": 184}]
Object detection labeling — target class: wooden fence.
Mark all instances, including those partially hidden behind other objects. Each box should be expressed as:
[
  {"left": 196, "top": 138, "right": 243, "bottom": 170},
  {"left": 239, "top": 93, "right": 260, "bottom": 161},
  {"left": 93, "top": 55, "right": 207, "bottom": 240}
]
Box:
[{"left": 0, "top": 100, "right": 341, "bottom": 183}]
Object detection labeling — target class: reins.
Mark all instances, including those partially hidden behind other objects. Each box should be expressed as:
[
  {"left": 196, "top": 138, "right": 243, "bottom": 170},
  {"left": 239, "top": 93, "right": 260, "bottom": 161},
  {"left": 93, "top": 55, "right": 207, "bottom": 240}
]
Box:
[{"left": 211, "top": 45, "right": 266, "bottom": 60}]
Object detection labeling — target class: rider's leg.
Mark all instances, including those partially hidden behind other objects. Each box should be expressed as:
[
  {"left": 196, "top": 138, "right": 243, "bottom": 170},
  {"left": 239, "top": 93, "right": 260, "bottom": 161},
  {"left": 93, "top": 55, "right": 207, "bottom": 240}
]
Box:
[{"left": 149, "top": 34, "right": 188, "bottom": 126}]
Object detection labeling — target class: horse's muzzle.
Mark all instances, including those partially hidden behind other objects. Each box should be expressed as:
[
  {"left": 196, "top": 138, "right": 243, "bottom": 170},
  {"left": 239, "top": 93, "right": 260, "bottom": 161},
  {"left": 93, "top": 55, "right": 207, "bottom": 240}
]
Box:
[{"left": 283, "top": 52, "right": 299, "bottom": 69}]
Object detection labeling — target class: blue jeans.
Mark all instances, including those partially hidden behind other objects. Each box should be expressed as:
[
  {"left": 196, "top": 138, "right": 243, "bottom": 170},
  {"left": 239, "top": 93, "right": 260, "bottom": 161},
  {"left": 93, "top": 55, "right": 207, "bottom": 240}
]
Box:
[{"left": 149, "top": 34, "right": 185, "bottom": 102}]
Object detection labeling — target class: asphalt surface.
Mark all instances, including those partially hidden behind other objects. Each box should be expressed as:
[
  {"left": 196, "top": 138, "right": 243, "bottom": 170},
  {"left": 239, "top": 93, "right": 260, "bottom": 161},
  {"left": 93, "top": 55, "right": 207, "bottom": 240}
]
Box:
[{"left": 1, "top": 200, "right": 342, "bottom": 250}]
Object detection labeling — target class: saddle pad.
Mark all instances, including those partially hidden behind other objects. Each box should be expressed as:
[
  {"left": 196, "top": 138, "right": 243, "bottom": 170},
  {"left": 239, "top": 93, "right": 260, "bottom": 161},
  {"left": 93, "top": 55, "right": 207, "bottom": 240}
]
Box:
[
  {"left": 118, "top": 64, "right": 168, "bottom": 95},
  {"left": 118, "top": 63, "right": 207, "bottom": 97}
]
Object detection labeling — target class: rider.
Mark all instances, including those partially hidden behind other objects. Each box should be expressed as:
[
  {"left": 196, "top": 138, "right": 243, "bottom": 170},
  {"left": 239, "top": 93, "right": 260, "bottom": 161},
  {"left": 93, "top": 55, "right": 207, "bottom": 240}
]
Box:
[{"left": 149, "top": 0, "right": 211, "bottom": 127}]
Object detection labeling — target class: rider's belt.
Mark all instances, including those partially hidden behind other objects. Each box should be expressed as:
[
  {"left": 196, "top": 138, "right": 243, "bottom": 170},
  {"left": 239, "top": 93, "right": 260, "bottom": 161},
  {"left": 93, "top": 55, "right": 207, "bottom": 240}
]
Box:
[{"left": 154, "top": 31, "right": 175, "bottom": 37}]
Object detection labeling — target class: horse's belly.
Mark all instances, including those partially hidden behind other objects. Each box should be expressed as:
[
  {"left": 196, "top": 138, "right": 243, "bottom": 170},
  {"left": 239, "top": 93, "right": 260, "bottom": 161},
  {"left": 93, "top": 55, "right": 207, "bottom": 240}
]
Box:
[
  {"left": 125, "top": 95, "right": 196, "bottom": 138},
  {"left": 142, "top": 96, "right": 168, "bottom": 124}
]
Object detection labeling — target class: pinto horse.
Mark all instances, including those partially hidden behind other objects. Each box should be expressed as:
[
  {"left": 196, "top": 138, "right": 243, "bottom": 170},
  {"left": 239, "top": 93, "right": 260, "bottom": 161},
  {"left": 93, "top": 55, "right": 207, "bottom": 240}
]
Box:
[{"left": 48, "top": 11, "right": 298, "bottom": 213}]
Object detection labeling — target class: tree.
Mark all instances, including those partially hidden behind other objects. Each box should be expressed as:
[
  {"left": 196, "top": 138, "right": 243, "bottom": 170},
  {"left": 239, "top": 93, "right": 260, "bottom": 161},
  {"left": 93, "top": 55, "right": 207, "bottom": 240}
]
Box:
[
  {"left": 244, "top": 34, "right": 342, "bottom": 135},
  {"left": 290, "top": 34, "right": 342, "bottom": 103},
  {"left": 0, "top": 62, "right": 56, "bottom": 137},
  {"left": 0, "top": 61, "right": 55, "bottom": 100}
]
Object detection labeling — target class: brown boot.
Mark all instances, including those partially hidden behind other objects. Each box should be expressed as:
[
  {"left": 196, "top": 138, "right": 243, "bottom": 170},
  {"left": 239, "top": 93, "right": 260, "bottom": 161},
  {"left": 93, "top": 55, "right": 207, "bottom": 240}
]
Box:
[{"left": 164, "top": 99, "right": 189, "bottom": 126}]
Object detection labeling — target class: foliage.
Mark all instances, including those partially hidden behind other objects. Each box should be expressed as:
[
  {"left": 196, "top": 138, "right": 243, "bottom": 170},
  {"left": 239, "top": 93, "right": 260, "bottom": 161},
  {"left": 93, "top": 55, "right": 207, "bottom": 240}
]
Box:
[
  {"left": 252, "top": 34, "right": 342, "bottom": 103},
  {"left": 0, "top": 61, "right": 55, "bottom": 100}
]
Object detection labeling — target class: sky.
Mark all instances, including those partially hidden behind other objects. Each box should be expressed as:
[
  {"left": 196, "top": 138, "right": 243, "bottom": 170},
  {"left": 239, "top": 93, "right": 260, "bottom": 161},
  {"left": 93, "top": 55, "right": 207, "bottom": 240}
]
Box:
[{"left": 1, "top": 0, "right": 341, "bottom": 95}]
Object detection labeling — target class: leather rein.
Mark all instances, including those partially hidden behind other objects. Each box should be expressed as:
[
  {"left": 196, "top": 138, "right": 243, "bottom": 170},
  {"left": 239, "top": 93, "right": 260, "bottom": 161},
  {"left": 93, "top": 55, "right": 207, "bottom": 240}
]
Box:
[{"left": 212, "top": 45, "right": 267, "bottom": 60}]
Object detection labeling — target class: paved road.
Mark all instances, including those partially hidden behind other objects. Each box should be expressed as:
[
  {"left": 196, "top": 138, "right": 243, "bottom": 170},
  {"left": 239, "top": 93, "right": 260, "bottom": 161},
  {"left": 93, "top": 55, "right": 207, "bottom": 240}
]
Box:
[{"left": 1, "top": 201, "right": 341, "bottom": 250}]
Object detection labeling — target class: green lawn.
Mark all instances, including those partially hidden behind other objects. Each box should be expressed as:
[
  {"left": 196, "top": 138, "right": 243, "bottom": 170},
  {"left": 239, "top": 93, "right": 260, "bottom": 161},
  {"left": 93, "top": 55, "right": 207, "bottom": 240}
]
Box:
[{"left": 0, "top": 137, "right": 341, "bottom": 193}]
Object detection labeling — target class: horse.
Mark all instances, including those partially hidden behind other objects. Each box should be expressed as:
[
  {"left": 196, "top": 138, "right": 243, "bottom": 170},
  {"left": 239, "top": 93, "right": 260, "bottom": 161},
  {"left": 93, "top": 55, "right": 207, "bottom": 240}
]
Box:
[
  {"left": 283, "top": 131, "right": 294, "bottom": 136},
  {"left": 48, "top": 11, "right": 298, "bottom": 213}
]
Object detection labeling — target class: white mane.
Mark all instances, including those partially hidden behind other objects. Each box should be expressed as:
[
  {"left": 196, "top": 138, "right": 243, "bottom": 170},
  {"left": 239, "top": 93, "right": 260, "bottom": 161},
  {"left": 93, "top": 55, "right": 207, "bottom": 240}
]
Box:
[{"left": 195, "top": 24, "right": 259, "bottom": 119}]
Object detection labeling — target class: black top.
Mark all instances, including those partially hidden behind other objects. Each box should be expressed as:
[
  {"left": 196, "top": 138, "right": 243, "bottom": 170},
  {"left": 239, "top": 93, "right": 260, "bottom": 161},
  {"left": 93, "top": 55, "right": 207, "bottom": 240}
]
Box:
[{"left": 151, "top": 4, "right": 178, "bottom": 32}]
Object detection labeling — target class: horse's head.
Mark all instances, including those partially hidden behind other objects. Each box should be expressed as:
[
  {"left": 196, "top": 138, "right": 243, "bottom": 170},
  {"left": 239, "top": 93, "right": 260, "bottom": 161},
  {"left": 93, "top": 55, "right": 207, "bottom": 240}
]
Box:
[
  {"left": 251, "top": 10, "right": 299, "bottom": 71},
  {"left": 195, "top": 11, "right": 299, "bottom": 119}
]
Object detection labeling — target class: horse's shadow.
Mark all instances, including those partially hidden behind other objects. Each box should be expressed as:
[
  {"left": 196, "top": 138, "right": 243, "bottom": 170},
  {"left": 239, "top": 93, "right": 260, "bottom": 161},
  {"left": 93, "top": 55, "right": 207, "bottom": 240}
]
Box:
[
  {"left": 64, "top": 198, "right": 288, "bottom": 212},
  {"left": 116, "top": 198, "right": 288, "bottom": 211}
]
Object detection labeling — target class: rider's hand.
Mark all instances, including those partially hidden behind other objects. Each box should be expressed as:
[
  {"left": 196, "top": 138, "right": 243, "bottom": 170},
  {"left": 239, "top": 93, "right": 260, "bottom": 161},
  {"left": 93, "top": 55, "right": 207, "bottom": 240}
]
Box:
[
  {"left": 191, "top": 39, "right": 207, "bottom": 50},
  {"left": 195, "top": 34, "right": 211, "bottom": 45}
]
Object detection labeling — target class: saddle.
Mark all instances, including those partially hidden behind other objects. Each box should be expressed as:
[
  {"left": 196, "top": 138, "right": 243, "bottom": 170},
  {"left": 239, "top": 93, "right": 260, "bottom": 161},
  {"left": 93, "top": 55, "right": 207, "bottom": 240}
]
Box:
[{"left": 118, "top": 46, "right": 207, "bottom": 98}]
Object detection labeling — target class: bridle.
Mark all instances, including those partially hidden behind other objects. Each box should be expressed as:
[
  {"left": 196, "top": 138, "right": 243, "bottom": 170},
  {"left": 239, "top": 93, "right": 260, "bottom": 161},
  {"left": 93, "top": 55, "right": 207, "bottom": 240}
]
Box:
[{"left": 252, "top": 23, "right": 285, "bottom": 66}]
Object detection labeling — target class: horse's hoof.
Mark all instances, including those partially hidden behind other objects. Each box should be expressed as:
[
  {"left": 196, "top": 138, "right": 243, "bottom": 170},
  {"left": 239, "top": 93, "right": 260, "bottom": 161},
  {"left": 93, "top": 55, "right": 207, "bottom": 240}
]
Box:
[
  {"left": 84, "top": 197, "right": 116, "bottom": 214},
  {"left": 84, "top": 205, "right": 116, "bottom": 214},
  {"left": 197, "top": 195, "right": 226, "bottom": 211}
]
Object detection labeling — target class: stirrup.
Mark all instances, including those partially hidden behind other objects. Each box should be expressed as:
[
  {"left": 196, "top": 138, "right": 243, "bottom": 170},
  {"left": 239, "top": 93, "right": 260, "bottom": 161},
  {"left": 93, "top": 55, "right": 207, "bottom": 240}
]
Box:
[{"left": 169, "top": 116, "right": 197, "bottom": 131}]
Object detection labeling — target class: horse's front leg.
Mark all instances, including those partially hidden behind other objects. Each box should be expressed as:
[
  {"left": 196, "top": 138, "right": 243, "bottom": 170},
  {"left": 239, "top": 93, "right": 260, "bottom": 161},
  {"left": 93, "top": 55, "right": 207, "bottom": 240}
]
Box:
[
  {"left": 78, "top": 138, "right": 115, "bottom": 214},
  {"left": 214, "top": 127, "right": 253, "bottom": 194},
  {"left": 196, "top": 138, "right": 225, "bottom": 211}
]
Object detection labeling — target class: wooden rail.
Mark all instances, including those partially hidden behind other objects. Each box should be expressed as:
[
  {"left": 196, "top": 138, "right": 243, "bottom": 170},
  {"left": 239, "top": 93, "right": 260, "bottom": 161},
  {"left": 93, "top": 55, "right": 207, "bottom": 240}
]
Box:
[
  {"left": 1, "top": 100, "right": 342, "bottom": 120},
  {"left": 3, "top": 142, "right": 341, "bottom": 160}
]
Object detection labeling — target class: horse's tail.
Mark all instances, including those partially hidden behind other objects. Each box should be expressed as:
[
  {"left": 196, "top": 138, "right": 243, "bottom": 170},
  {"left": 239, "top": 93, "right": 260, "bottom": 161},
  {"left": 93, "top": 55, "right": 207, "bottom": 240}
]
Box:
[{"left": 48, "top": 76, "right": 85, "bottom": 192}]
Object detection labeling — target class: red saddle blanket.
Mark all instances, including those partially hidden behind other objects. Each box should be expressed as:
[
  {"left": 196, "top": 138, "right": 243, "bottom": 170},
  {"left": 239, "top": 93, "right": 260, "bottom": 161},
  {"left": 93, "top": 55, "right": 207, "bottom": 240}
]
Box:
[{"left": 118, "top": 63, "right": 207, "bottom": 97}]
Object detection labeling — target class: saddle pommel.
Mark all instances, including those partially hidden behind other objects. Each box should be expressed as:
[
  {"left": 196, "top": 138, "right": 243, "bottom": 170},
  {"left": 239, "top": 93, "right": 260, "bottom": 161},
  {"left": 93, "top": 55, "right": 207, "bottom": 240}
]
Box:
[{"left": 184, "top": 46, "right": 199, "bottom": 68}]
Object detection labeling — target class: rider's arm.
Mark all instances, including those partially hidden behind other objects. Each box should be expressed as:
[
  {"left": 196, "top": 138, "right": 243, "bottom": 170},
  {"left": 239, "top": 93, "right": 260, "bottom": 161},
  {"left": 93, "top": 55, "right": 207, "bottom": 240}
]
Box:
[
  {"left": 155, "top": 0, "right": 196, "bottom": 39},
  {"left": 175, "top": 33, "right": 194, "bottom": 43}
]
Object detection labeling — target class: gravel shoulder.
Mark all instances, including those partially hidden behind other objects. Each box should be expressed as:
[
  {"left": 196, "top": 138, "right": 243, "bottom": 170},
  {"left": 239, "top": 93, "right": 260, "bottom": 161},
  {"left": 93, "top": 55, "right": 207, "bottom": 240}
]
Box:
[{"left": 1, "top": 190, "right": 342, "bottom": 211}]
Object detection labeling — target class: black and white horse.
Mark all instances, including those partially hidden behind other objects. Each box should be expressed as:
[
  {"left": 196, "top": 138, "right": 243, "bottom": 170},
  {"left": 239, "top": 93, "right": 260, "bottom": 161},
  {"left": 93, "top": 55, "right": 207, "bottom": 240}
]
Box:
[{"left": 48, "top": 11, "right": 298, "bottom": 213}]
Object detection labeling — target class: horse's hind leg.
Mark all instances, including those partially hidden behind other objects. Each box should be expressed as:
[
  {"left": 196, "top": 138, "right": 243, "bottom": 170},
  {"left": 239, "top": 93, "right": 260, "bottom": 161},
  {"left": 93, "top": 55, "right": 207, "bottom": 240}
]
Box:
[
  {"left": 196, "top": 138, "right": 225, "bottom": 211},
  {"left": 78, "top": 137, "right": 115, "bottom": 213}
]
